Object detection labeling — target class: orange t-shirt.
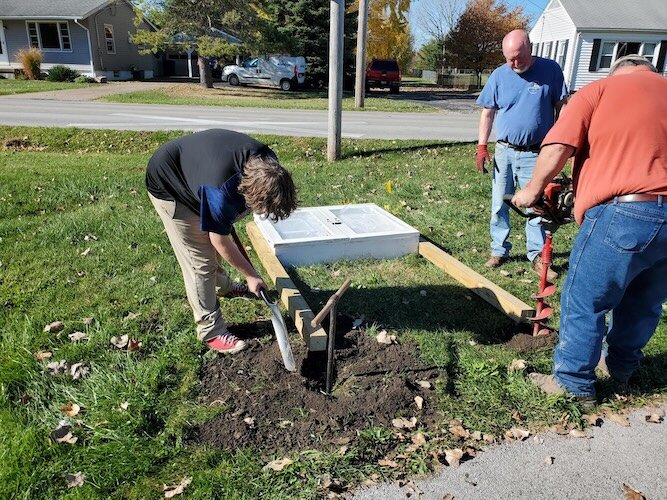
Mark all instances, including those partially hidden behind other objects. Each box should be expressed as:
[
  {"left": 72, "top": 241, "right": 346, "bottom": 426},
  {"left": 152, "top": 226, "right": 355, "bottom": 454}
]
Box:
[{"left": 542, "top": 69, "right": 667, "bottom": 224}]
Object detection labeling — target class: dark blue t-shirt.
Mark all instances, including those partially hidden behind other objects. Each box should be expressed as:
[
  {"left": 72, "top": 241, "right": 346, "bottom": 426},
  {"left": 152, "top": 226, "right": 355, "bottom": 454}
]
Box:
[
  {"left": 146, "top": 129, "right": 274, "bottom": 235},
  {"left": 477, "top": 57, "right": 568, "bottom": 146}
]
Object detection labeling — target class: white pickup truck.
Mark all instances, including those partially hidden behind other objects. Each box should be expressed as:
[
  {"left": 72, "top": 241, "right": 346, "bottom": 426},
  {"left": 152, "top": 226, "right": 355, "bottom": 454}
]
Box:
[{"left": 222, "top": 56, "right": 306, "bottom": 91}]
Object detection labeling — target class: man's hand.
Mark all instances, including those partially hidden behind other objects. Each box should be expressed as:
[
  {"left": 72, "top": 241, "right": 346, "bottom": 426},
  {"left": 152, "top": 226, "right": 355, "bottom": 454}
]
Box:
[
  {"left": 476, "top": 144, "right": 490, "bottom": 174},
  {"left": 512, "top": 186, "right": 543, "bottom": 208},
  {"left": 246, "top": 275, "right": 267, "bottom": 297}
]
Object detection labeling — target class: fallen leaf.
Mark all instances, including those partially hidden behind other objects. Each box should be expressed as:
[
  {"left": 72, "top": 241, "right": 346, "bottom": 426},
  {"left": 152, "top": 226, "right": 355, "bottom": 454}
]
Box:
[
  {"left": 376, "top": 330, "right": 397, "bottom": 345},
  {"left": 163, "top": 477, "right": 192, "bottom": 498},
  {"left": 411, "top": 432, "right": 426, "bottom": 447},
  {"left": 70, "top": 363, "right": 89, "bottom": 380},
  {"left": 471, "top": 431, "right": 482, "bottom": 441},
  {"left": 80, "top": 247, "right": 91, "bottom": 257},
  {"left": 533, "top": 436, "right": 544, "bottom": 444},
  {"left": 443, "top": 495, "right": 454, "bottom": 500},
  {"left": 52, "top": 422, "right": 78, "bottom": 445},
  {"left": 44, "top": 321, "right": 64, "bottom": 333},
  {"left": 378, "top": 458, "right": 399, "bottom": 468},
  {"left": 569, "top": 429, "right": 588, "bottom": 438},
  {"left": 65, "top": 472, "right": 85, "bottom": 488},
  {"left": 332, "top": 436, "right": 351, "bottom": 445},
  {"left": 444, "top": 448, "right": 464, "bottom": 467},
  {"left": 606, "top": 413, "right": 630, "bottom": 427},
  {"left": 505, "top": 427, "right": 530, "bottom": 441},
  {"left": 398, "top": 478, "right": 422, "bottom": 498},
  {"left": 243, "top": 416, "right": 255, "bottom": 428},
  {"left": 499, "top": 270, "right": 511, "bottom": 277},
  {"left": 417, "top": 380, "right": 432, "bottom": 389},
  {"left": 263, "top": 458, "right": 293, "bottom": 471},
  {"left": 544, "top": 456, "right": 554, "bottom": 465},
  {"left": 384, "top": 180, "right": 393, "bottom": 193},
  {"left": 46, "top": 360, "right": 68, "bottom": 376},
  {"left": 338, "top": 445, "right": 348, "bottom": 455},
  {"left": 622, "top": 483, "right": 646, "bottom": 500},
  {"left": 644, "top": 408, "right": 664, "bottom": 424},
  {"left": 110, "top": 335, "right": 129, "bottom": 348},
  {"left": 35, "top": 350, "right": 53, "bottom": 361},
  {"left": 483, "top": 433, "right": 496, "bottom": 444},
  {"left": 83, "top": 317, "right": 94, "bottom": 326},
  {"left": 583, "top": 414, "right": 603, "bottom": 426},
  {"left": 128, "top": 338, "right": 142, "bottom": 352},
  {"left": 392, "top": 417, "right": 417, "bottom": 429},
  {"left": 68, "top": 331, "right": 88, "bottom": 342},
  {"left": 449, "top": 421, "right": 470, "bottom": 440},
  {"left": 414, "top": 396, "right": 424, "bottom": 410},
  {"left": 512, "top": 410, "right": 523, "bottom": 422},
  {"left": 119, "top": 401, "right": 129, "bottom": 411},
  {"left": 123, "top": 311, "right": 138, "bottom": 321},
  {"left": 509, "top": 359, "right": 527, "bottom": 372},
  {"left": 84, "top": 234, "right": 98, "bottom": 241},
  {"left": 61, "top": 403, "right": 80, "bottom": 417},
  {"left": 456, "top": 232, "right": 465, "bottom": 238}
]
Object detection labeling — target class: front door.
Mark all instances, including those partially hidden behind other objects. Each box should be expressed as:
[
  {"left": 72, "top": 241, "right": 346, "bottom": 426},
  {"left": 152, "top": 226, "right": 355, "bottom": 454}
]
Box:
[{"left": 0, "top": 22, "right": 9, "bottom": 65}]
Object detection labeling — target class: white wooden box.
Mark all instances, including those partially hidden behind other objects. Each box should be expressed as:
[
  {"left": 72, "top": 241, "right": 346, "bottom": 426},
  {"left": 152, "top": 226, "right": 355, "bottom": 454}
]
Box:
[{"left": 253, "top": 203, "right": 420, "bottom": 266}]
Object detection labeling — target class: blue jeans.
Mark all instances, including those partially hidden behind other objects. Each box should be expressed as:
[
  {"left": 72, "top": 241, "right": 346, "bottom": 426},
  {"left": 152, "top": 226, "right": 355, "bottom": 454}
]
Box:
[
  {"left": 491, "top": 143, "right": 546, "bottom": 261},
  {"left": 554, "top": 200, "right": 667, "bottom": 397}
]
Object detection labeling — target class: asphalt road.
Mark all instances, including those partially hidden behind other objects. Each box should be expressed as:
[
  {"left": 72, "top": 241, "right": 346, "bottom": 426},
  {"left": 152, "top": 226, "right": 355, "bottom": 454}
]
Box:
[{"left": 0, "top": 98, "right": 484, "bottom": 141}]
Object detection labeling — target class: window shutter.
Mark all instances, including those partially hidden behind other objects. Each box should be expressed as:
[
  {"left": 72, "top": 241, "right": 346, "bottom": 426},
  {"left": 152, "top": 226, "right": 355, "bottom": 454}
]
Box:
[
  {"left": 589, "top": 38, "right": 601, "bottom": 72},
  {"left": 657, "top": 41, "right": 667, "bottom": 73}
]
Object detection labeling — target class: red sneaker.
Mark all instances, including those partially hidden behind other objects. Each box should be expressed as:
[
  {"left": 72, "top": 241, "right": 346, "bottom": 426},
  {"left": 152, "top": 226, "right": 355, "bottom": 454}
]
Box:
[{"left": 206, "top": 333, "right": 247, "bottom": 354}]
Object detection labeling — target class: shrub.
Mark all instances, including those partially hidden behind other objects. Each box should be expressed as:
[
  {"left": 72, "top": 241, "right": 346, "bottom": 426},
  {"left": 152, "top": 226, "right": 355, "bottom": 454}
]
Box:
[
  {"left": 17, "top": 48, "right": 42, "bottom": 80},
  {"left": 46, "top": 65, "right": 79, "bottom": 82},
  {"left": 74, "top": 75, "right": 96, "bottom": 83}
]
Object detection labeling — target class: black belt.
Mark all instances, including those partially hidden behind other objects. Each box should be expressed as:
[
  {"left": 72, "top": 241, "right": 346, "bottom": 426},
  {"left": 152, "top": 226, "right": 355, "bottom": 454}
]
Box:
[
  {"left": 497, "top": 140, "right": 541, "bottom": 152},
  {"left": 605, "top": 194, "right": 664, "bottom": 204}
]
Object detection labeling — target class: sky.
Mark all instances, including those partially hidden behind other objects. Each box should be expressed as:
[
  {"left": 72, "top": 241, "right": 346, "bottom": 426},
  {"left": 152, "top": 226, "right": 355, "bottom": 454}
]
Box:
[{"left": 410, "top": 0, "right": 550, "bottom": 48}]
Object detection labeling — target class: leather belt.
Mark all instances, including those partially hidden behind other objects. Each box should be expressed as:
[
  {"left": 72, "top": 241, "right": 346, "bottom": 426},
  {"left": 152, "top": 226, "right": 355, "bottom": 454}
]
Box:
[
  {"left": 497, "top": 140, "right": 541, "bottom": 152},
  {"left": 606, "top": 194, "right": 664, "bottom": 204}
]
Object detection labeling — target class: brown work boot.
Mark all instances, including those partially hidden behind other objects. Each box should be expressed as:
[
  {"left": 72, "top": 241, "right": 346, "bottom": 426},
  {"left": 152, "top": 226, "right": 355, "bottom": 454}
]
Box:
[
  {"left": 532, "top": 256, "right": 559, "bottom": 280},
  {"left": 529, "top": 373, "right": 596, "bottom": 410},
  {"left": 485, "top": 256, "right": 508, "bottom": 268}
]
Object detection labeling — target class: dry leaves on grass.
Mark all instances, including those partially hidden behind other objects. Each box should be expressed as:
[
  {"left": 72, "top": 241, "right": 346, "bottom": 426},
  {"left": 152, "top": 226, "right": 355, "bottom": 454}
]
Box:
[
  {"left": 509, "top": 359, "right": 527, "bottom": 372},
  {"left": 644, "top": 408, "right": 664, "bottom": 424},
  {"left": 414, "top": 396, "right": 424, "bottom": 410},
  {"left": 444, "top": 448, "right": 464, "bottom": 467},
  {"left": 65, "top": 472, "right": 85, "bottom": 488},
  {"left": 61, "top": 403, "right": 80, "bottom": 417},
  {"left": 606, "top": 413, "right": 630, "bottom": 427},
  {"left": 35, "top": 350, "right": 53, "bottom": 361},
  {"left": 70, "top": 362, "right": 90, "bottom": 380},
  {"left": 123, "top": 311, "right": 139, "bottom": 321},
  {"left": 622, "top": 483, "right": 646, "bottom": 500},
  {"left": 417, "top": 380, "right": 432, "bottom": 389},
  {"left": 376, "top": 330, "right": 397, "bottom": 345},
  {"left": 80, "top": 247, "right": 92, "bottom": 257},
  {"left": 397, "top": 478, "right": 422, "bottom": 498},
  {"left": 448, "top": 420, "right": 470, "bottom": 440},
  {"left": 569, "top": 429, "right": 588, "bottom": 439},
  {"left": 46, "top": 360, "right": 68, "bottom": 376},
  {"left": 82, "top": 317, "right": 95, "bottom": 326},
  {"left": 128, "top": 338, "right": 142, "bottom": 352},
  {"left": 162, "top": 477, "right": 192, "bottom": 498},
  {"left": 68, "top": 331, "right": 88, "bottom": 342},
  {"left": 52, "top": 422, "right": 77, "bottom": 445},
  {"left": 583, "top": 414, "right": 603, "bottom": 426},
  {"left": 110, "top": 335, "right": 129, "bottom": 349},
  {"left": 392, "top": 417, "right": 417, "bottom": 429},
  {"left": 44, "top": 321, "right": 64, "bottom": 333},
  {"left": 263, "top": 458, "right": 293, "bottom": 472},
  {"left": 505, "top": 427, "right": 530, "bottom": 441},
  {"left": 378, "top": 458, "right": 399, "bottom": 468}
]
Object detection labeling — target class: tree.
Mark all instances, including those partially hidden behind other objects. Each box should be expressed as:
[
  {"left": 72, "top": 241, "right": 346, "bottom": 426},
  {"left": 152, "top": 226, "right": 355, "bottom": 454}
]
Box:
[
  {"left": 413, "top": 0, "right": 464, "bottom": 71},
  {"left": 255, "top": 1, "right": 357, "bottom": 89},
  {"left": 365, "top": 0, "right": 413, "bottom": 72},
  {"left": 132, "top": 0, "right": 255, "bottom": 88},
  {"left": 446, "top": 0, "right": 529, "bottom": 87}
]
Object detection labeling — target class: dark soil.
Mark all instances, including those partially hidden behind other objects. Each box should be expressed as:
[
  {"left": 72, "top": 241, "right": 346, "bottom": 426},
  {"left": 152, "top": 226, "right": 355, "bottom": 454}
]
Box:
[
  {"left": 504, "top": 332, "right": 557, "bottom": 352},
  {"left": 194, "top": 316, "right": 442, "bottom": 455}
]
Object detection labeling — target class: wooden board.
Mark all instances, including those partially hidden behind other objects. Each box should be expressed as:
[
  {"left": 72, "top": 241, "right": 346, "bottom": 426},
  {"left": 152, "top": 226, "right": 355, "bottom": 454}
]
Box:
[
  {"left": 418, "top": 240, "right": 535, "bottom": 323},
  {"left": 246, "top": 221, "right": 328, "bottom": 351}
]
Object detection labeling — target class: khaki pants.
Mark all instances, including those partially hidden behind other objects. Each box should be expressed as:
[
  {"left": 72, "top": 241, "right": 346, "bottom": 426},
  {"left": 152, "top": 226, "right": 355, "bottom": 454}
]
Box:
[{"left": 149, "top": 193, "right": 234, "bottom": 341}]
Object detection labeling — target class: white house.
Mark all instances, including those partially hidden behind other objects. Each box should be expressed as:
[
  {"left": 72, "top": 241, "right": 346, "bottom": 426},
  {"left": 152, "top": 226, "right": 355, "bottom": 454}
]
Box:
[{"left": 529, "top": 0, "right": 667, "bottom": 91}]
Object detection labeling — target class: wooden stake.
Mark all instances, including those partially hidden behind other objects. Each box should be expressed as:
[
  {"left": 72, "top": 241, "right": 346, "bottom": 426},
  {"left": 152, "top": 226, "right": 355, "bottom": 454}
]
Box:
[
  {"left": 246, "top": 221, "right": 328, "bottom": 351},
  {"left": 418, "top": 240, "right": 535, "bottom": 323}
]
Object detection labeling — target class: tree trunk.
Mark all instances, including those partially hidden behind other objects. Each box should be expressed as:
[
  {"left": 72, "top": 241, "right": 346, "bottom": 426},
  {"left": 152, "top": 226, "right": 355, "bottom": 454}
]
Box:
[{"left": 198, "top": 56, "right": 213, "bottom": 88}]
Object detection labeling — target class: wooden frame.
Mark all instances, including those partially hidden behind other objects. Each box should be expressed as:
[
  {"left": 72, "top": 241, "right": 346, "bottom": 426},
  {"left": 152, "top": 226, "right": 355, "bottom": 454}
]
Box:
[{"left": 247, "top": 223, "right": 535, "bottom": 352}]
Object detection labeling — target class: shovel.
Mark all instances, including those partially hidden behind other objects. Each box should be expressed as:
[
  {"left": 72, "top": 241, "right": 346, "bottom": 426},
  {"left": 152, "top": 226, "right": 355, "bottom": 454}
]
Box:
[{"left": 259, "top": 289, "right": 296, "bottom": 372}]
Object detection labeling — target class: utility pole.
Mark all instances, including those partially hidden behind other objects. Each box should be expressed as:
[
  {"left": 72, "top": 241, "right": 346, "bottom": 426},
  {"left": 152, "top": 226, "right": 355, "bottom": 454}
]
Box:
[
  {"left": 327, "top": 0, "right": 345, "bottom": 162},
  {"left": 354, "top": 0, "right": 369, "bottom": 108}
]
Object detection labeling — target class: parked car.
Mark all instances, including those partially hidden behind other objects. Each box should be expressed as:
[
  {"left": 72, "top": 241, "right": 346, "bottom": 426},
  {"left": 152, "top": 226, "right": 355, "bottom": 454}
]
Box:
[
  {"left": 222, "top": 56, "right": 306, "bottom": 91},
  {"left": 366, "top": 58, "right": 401, "bottom": 94}
]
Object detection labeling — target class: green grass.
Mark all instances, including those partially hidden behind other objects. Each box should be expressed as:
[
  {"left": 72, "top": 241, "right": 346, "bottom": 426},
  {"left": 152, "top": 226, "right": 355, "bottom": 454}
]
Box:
[
  {"left": 0, "top": 126, "right": 664, "bottom": 498},
  {"left": 100, "top": 83, "right": 436, "bottom": 112},
  {"left": 0, "top": 79, "right": 93, "bottom": 96}
]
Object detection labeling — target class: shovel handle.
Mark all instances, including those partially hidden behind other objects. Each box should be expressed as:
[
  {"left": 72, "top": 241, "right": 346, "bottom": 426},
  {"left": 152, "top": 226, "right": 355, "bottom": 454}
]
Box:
[{"left": 311, "top": 278, "right": 352, "bottom": 327}]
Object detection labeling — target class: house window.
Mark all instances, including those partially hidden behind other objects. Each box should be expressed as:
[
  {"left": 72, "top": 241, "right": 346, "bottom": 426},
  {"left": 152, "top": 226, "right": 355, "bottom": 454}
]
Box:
[
  {"left": 556, "top": 40, "right": 568, "bottom": 69},
  {"left": 26, "top": 21, "right": 71, "bottom": 51},
  {"left": 532, "top": 43, "right": 540, "bottom": 56},
  {"left": 598, "top": 42, "right": 616, "bottom": 69},
  {"left": 543, "top": 42, "right": 553, "bottom": 59},
  {"left": 616, "top": 42, "right": 641, "bottom": 59},
  {"left": 641, "top": 42, "right": 657, "bottom": 63},
  {"left": 104, "top": 24, "right": 115, "bottom": 54}
]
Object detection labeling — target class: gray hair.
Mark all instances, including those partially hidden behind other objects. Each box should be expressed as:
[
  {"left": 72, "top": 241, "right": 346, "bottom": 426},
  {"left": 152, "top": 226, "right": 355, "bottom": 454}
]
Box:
[{"left": 610, "top": 54, "right": 658, "bottom": 75}]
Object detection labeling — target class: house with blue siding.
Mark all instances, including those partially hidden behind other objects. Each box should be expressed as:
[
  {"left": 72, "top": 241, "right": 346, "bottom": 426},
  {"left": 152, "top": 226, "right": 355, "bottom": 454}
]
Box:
[
  {"left": 529, "top": 0, "right": 667, "bottom": 91},
  {"left": 0, "top": 0, "right": 159, "bottom": 80}
]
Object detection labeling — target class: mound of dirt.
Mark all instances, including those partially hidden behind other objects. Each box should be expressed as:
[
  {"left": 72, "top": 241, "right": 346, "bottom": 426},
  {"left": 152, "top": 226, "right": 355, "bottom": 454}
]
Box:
[
  {"left": 3, "top": 138, "right": 45, "bottom": 151},
  {"left": 194, "top": 318, "right": 443, "bottom": 454},
  {"left": 504, "top": 332, "right": 557, "bottom": 352}
]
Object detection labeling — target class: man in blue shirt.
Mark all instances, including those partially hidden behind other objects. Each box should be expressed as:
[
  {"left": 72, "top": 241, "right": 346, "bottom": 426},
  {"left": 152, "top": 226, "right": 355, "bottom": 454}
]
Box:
[
  {"left": 476, "top": 29, "right": 567, "bottom": 279},
  {"left": 146, "top": 129, "right": 298, "bottom": 354}
]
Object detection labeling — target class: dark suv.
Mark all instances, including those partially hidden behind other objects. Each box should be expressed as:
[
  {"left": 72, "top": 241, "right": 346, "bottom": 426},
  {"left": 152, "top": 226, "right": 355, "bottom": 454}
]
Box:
[{"left": 365, "top": 58, "right": 401, "bottom": 94}]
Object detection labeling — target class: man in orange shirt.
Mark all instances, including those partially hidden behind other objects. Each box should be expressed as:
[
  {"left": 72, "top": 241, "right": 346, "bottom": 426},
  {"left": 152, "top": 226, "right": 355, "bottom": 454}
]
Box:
[{"left": 512, "top": 55, "right": 667, "bottom": 405}]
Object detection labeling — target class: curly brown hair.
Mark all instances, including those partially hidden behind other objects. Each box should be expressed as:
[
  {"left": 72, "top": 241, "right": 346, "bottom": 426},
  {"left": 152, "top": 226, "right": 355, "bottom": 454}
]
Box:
[{"left": 238, "top": 155, "right": 298, "bottom": 221}]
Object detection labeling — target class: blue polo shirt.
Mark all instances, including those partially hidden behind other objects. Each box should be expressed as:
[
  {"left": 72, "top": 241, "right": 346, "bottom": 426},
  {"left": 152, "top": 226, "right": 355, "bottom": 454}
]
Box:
[{"left": 477, "top": 57, "right": 568, "bottom": 146}]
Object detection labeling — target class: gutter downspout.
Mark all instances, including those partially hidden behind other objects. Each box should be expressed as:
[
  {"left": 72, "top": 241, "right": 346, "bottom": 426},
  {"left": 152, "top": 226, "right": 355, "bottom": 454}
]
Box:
[
  {"left": 74, "top": 19, "right": 95, "bottom": 77},
  {"left": 569, "top": 31, "right": 581, "bottom": 91}
]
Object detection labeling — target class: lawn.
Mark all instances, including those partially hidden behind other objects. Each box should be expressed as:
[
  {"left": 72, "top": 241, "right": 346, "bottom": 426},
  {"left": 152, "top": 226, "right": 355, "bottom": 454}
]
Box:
[
  {"left": 0, "top": 126, "right": 664, "bottom": 499},
  {"left": 100, "top": 83, "right": 436, "bottom": 112},
  {"left": 0, "top": 79, "right": 93, "bottom": 96}
]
